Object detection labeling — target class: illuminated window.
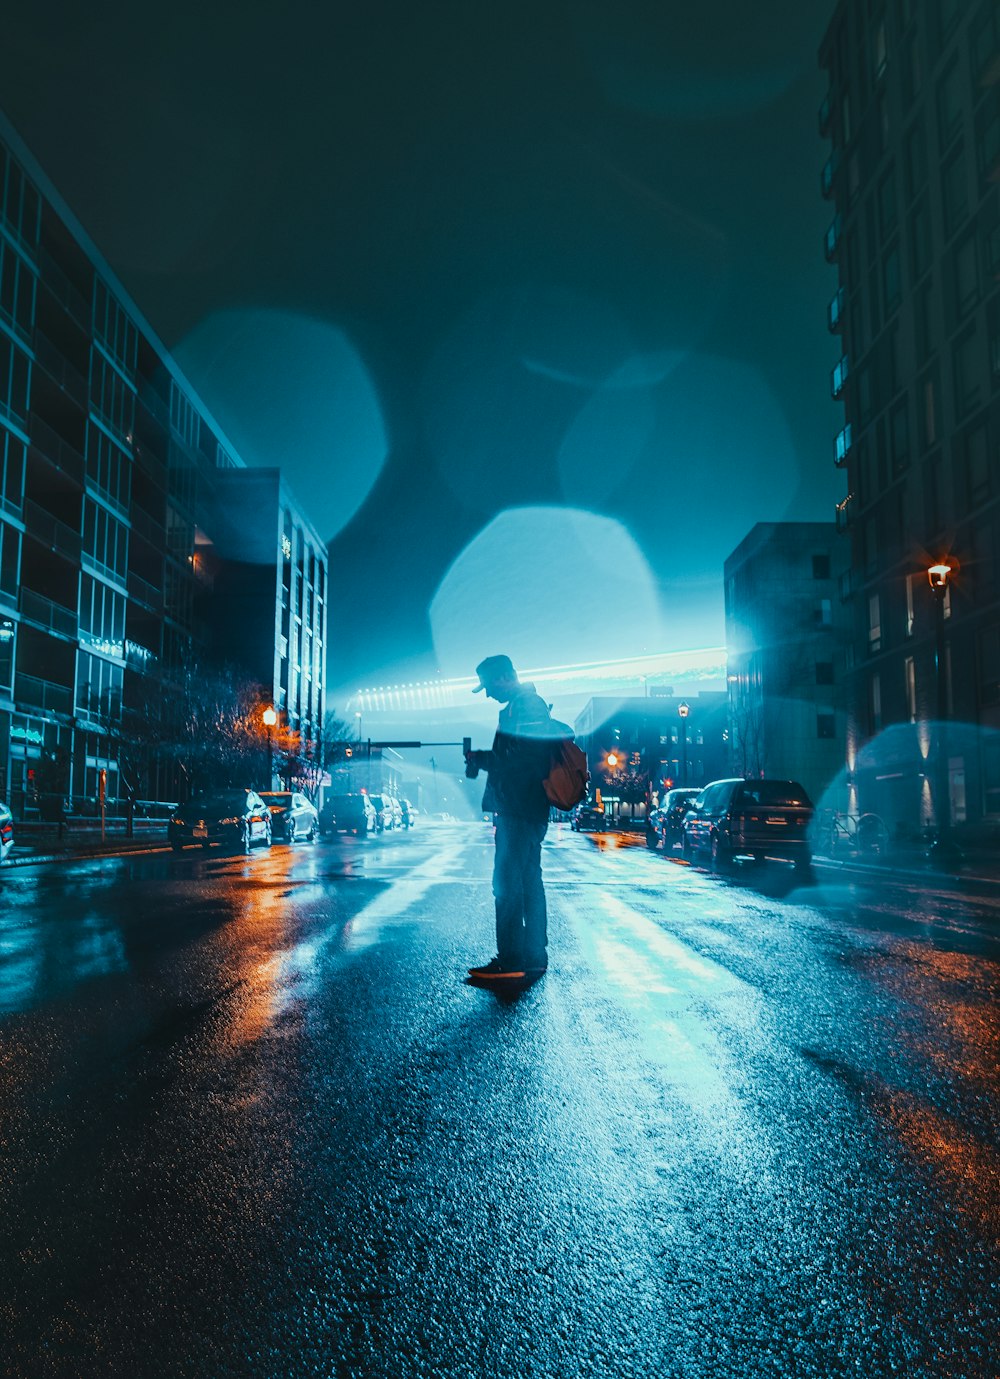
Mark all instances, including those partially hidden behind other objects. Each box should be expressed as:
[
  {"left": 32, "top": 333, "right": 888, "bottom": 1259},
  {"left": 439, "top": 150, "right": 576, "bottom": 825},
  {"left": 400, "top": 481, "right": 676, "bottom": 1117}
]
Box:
[
  {"left": 904, "top": 656, "right": 916, "bottom": 723},
  {"left": 868, "top": 593, "right": 882, "bottom": 652}
]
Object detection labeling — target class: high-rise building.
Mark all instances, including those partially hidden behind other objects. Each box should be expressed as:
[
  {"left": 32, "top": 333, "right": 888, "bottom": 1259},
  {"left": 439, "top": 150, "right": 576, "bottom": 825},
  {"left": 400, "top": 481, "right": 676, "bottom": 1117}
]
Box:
[
  {"left": 0, "top": 113, "right": 327, "bottom": 817},
  {"left": 819, "top": 0, "right": 1000, "bottom": 831},
  {"left": 724, "top": 523, "right": 848, "bottom": 805}
]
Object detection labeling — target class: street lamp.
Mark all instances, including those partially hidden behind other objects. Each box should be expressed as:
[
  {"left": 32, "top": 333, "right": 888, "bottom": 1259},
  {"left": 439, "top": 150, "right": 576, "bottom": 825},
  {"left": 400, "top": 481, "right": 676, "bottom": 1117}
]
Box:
[
  {"left": 677, "top": 700, "right": 690, "bottom": 786},
  {"left": 263, "top": 705, "right": 277, "bottom": 788},
  {"left": 926, "top": 563, "right": 959, "bottom": 863}
]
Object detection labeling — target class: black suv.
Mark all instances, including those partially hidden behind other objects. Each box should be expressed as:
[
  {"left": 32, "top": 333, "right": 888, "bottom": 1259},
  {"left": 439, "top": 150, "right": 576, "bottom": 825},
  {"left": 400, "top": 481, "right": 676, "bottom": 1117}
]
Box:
[{"left": 681, "top": 778, "right": 813, "bottom": 871}]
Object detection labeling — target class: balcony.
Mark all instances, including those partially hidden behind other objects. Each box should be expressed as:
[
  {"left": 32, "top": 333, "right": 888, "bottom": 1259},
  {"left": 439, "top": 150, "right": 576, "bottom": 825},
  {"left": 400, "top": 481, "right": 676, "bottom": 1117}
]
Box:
[
  {"left": 831, "top": 355, "right": 849, "bottom": 399},
  {"left": 23, "top": 497, "right": 82, "bottom": 561},
  {"left": 14, "top": 671, "right": 73, "bottom": 717},
  {"left": 824, "top": 214, "right": 842, "bottom": 262},
  {"left": 28, "top": 412, "right": 85, "bottom": 488},
  {"left": 18, "top": 586, "right": 77, "bottom": 640},
  {"left": 834, "top": 423, "right": 853, "bottom": 467},
  {"left": 36, "top": 244, "right": 91, "bottom": 332},
  {"left": 838, "top": 568, "right": 854, "bottom": 602},
  {"left": 127, "top": 570, "right": 162, "bottom": 611},
  {"left": 31, "top": 327, "right": 88, "bottom": 411},
  {"left": 828, "top": 286, "right": 845, "bottom": 332}
]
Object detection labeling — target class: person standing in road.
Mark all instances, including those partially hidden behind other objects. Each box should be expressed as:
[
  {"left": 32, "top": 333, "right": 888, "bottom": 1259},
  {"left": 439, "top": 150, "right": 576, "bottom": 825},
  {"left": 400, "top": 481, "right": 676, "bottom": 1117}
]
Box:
[{"left": 465, "top": 654, "right": 554, "bottom": 981}]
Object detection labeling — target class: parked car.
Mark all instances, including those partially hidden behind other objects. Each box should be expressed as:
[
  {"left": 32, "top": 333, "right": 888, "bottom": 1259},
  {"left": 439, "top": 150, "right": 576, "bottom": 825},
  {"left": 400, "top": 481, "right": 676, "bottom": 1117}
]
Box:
[
  {"left": 260, "top": 791, "right": 319, "bottom": 843},
  {"left": 399, "top": 798, "right": 418, "bottom": 828},
  {"left": 320, "top": 793, "right": 376, "bottom": 836},
  {"left": 385, "top": 797, "right": 404, "bottom": 830},
  {"left": 0, "top": 799, "right": 13, "bottom": 862},
  {"left": 646, "top": 787, "right": 701, "bottom": 851},
  {"left": 168, "top": 789, "right": 272, "bottom": 852},
  {"left": 571, "top": 804, "right": 606, "bottom": 832},
  {"left": 681, "top": 778, "right": 813, "bottom": 871},
  {"left": 368, "top": 794, "right": 395, "bottom": 831}
]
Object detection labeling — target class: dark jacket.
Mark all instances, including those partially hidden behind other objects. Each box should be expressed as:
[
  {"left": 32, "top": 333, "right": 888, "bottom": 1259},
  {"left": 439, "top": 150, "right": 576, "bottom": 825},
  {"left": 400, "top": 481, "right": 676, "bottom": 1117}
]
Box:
[{"left": 480, "top": 683, "right": 555, "bottom": 821}]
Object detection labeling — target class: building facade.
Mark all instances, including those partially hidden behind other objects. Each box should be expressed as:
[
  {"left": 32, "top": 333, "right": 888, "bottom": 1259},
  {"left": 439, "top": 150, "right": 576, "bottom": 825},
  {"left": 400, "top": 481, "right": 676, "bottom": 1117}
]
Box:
[
  {"left": 724, "top": 523, "right": 848, "bottom": 805},
  {"left": 574, "top": 691, "right": 729, "bottom": 821},
  {"left": 0, "top": 115, "right": 326, "bottom": 817},
  {"left": 819, "top": 0, "right": 999, "bottom": 832}
]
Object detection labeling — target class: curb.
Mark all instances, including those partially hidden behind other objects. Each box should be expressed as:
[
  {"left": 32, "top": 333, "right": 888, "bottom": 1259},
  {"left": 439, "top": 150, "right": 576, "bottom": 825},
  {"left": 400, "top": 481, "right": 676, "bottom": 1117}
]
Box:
[
  {"left": 811, "top": 855, "right": 1000, "bottom": 893},
  {"left": 4, "top": 844, "right": 173, "bottom": 868}
]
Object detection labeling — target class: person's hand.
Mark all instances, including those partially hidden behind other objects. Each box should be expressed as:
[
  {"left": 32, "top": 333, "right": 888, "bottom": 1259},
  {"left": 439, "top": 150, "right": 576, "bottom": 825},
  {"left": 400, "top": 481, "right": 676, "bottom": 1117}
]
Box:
[{"left": 465, "top": 750, "right": 483, "bottom": 779}]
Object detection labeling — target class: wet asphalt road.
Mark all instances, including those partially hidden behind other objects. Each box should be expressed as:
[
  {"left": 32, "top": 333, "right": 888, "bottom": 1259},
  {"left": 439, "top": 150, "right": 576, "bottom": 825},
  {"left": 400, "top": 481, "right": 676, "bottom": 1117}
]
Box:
[{"left": 1, "top": 822, "right": 999, "bottom": 1379}]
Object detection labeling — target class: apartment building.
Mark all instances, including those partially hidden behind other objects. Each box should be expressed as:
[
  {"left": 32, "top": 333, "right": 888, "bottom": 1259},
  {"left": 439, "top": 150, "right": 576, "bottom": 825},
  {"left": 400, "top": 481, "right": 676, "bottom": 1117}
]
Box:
[
  {"left": 819, "top": 0, "right": 1000, "bottom": 829},
  {"left": 724, "top": 523, "right": 848, "bottom": 805},
  {"left": 0, "top": 113, "right": 327, "bottom": 817}
]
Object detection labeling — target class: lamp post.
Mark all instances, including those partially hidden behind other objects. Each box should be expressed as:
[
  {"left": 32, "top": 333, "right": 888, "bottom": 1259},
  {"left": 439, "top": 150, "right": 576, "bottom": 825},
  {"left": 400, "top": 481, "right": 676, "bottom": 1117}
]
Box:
[
  {"left": 263, "top": 705, "right": 277, "bottom": 789},
  {"left": 678, "top": 700, "right": 690, "bottom": 786},
  {"left": 927, "top": 563, "right": 959, "bottom": 864}
]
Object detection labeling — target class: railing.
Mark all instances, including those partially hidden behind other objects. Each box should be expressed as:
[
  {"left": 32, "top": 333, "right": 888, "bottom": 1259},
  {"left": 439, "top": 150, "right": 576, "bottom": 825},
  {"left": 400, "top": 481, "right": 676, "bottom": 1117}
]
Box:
[
  {"left": 818, "top": 90, "right": 832, "bottom": 137},
  {"left": 831, "top": 355, "right": 849, "bottom": 399},
  {"left": 834, "top": 423, "right": 853, "bottom": 467},
  {"left": 827, "top": 286, "right": 845, "bottom": 332},
  {"left": 835, "top": 493, "right": 854, "bottom": 531},
  {"left": 820, "top": 151, "right": 840, "bottom": 198},
  {"left": 127, "top": 570, "right": 162, "bottom": 610},
  {"left": 18, "top": 586, "right": 77, "bottom": 639},
  {"left": 28, "top": 412, "right": 85, "bottom": 486},
  {"left": 22, "top": 497, "right": 82, "bottom": 560},
  {"left": 14, "top": 672, "right": 73, "bottom": 716},
  {"left": 31, "top": 327, "right": 88, "bottom": 409},
  {"left": 35, "top": 244, "right": 91, "bottom": 330},
  {"left": 824, "top": 214, "right": 842, "bottom": 262},
  {"left": 130, "top": 502, "right": 165, "bottom": 547}
]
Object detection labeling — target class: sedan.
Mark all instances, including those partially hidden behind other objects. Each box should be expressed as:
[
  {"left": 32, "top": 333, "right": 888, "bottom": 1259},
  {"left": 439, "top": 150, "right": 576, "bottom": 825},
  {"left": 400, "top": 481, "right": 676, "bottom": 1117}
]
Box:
[
  {"left": 0, "top": 799, "right": 13, "bottom": 862},
  {"left": 259, "top": 791, "right": 319, "bottom": 843},
  {"left": 571, "top": 805, "right": 606, "bottom": 832},
  {"left": 168, "top": 789, "right": 272, "bottom": 852},
  {"left": 681, "top": 778, "right": 813, "bottom": 871},
  {"left": 646, "top": 787, "right": 701, "bottom": 851}
]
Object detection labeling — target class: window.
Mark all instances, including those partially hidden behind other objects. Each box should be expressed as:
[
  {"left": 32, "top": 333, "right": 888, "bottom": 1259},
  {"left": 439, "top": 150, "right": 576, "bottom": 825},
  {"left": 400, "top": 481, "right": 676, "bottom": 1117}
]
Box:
[
  {"left": 979, "top": 624, "right": 1000, "bottom": 711},
  {"left": 869, "top": 592, "right": 882, "bottom": 652},
  {"left": 864, "top": 515, "right": 878, "bottom": 577},
  {"left": 812, "top": 553, "right": 831, "bottom": 580},
  {"left": 890, "top": 399, "right": 910, "bottom": 475},
  {"left": 85, "top": 423, "right": 131, "bottom": 515},
  {"left": 904, "top": 656, "right": 916, "bottom": 722},
  {"left": 78, "top": 574, "right": 125, "bottom": 658},
  {"left": 0, "top": 616, "right": 13, "bottom": 691},
  {"left": 82, "top": 498, "right": 128, "bottom": 583},
  {"left": 937, "top": 59, "right": 963, "bottom": 149},
  {"left": 0, "top": 238, "right": 35, "bottom": 340},
  {"left": 953, "top": 234, "right": 979, "bottom": 320},
  {"left": 0, "top": 149, "right": 40, "bottom": 247},
  {"left": 871, "top": 17, "right": 888, "bottom": 81},
  {"left": 816, "top": 598, "right": 833, "bottom": 627},
  {"left": 0, "top": 330, "right": 29, "bottom": 424},
  {"left": 953, "top": 328, "right": 982, "bottom": 419},
  {"left": 816, "top": 661, "right": 835, "bottom": 685},
  {"left": 169, "top": 383, "right": 199, "bottom": 450},
  {"left": 905, "top": 573, "right": 916, "bottom": 637},
  {"left": 90, "top": 356, "right": 135, "bottom": 445},
  {"left": 976, "top": 88, "right": 1000, "bottom": 189},
  {"left": 910, "top": 200, "right": 932, "bottom": 282},
  {"left": 93, "top": 279, "right": 137, "bottom": 375},
  {"left": 878, "top": 169, "right": 897, "bottom": 239},
  {"left": 817, "top": 713, "right": 836, "bottom": 739},
  {"left": 76, "top": 649, "right": 123, "bottom": 722},
  {"left": 967, "top": 426, "right": 990, "bottom": 507},
  {"left": 990, "top": 297, "right": 1000, "bottom": 386},
  {"left": 882, "top": 245, "right": 901, "bottom": 316},
  {"left": 871, "top": 673, "right": 882, "bottom": 732},
  {"left": 918, "top": 368, "right": 940, "bottom": 450},
  {"left": 0, "top": 516, "right": 20, "bottom": 605},
  {"left": 942, "top": 150, "right": 969, "bottom": 240},
  {"left": 831, "top": 355, "right": 849, "bottom": 398},
  {"left": 904, "top": 120, "right": 927, "bottom": 201},
  {"left": 925, "top": 456, "right": 943, "bottom": 532},
  {"left": 915, "top": 281, "right": 934, "bottom": 365},
  {"left": 0, "top": 427, "right": 24, "bottom": 515}
]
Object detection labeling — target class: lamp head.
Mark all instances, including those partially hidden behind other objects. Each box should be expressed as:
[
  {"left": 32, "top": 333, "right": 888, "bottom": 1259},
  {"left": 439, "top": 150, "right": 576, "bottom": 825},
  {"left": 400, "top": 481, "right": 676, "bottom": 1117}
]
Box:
[
  {"left": 927, "top": 562, "right": 951, "bottom": 592},
  {"left": 678, "top": 700, "right": 690, "bottom": 718},
  {"left": 262, "top": 706, "right": 278, "bottom": 727}
]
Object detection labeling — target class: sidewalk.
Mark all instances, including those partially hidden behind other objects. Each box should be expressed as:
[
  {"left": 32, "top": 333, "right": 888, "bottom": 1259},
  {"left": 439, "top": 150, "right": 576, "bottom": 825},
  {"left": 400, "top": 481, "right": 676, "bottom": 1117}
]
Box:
[
  {"left": 3, "top": 821, "right": 171, "bottom": 868},
  {"left": 812, "top": 847, "right": 1000, "bottom": 892}
]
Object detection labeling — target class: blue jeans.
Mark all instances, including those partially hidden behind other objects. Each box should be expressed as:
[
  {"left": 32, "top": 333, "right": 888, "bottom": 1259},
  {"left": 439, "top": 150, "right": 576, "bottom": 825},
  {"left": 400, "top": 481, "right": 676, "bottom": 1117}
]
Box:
[{"left": 493, "top": 814, "right": 548, "bottom": 969}]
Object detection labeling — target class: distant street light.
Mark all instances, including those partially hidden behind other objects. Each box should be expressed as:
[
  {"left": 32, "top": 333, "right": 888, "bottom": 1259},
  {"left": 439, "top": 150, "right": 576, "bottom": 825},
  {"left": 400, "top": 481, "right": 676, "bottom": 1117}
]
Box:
[
  {"left": 678, "top": 700, "right": 690, "bottom": 786},
  {"left": 263, "top": 705, "right": 277, "bottom": 787},
  {"left": 927, "top": 562, "right": 959, "bottom": 863},
  {"left": 606, "top": 752, "right": 619, "bottom": 769}
]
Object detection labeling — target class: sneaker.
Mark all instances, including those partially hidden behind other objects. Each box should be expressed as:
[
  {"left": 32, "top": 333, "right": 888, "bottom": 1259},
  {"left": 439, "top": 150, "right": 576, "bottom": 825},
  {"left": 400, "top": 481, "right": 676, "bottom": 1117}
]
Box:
[{"left": 468, "top": 957, "right": 526, "bottom": 979}]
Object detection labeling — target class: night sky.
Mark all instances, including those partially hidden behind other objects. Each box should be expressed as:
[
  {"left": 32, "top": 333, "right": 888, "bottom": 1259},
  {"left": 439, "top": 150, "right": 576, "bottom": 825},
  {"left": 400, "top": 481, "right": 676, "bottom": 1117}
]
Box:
[{"left": 1, "top": 0, "right": 842, "bottom": 696}]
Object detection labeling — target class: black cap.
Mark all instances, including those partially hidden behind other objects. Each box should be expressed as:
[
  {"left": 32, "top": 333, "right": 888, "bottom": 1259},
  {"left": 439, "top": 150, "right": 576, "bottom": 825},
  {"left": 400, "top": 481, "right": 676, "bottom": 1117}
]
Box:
[{"left": 472, "top": 654, "right": 516, "bottom": 693}]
